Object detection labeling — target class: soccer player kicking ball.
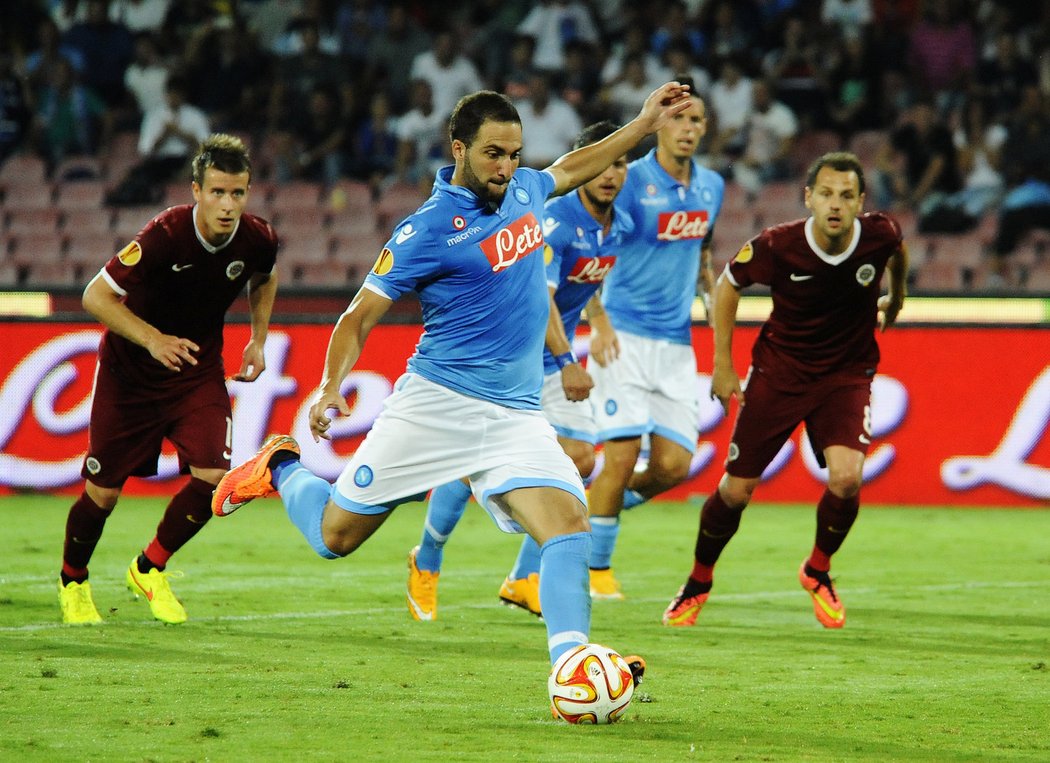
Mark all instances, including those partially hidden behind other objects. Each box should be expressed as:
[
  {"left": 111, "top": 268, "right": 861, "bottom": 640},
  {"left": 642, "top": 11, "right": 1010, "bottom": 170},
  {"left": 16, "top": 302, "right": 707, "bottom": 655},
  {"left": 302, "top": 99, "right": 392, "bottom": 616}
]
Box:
[
  {"left": 58, "top": 135, "right": 278, "bottom": 625},
  {"left": 212, "top": 86, "right": 693, "bottom": 691},
  {"left": 406, "top": 120, "right": 628, "bottom": 622},
  {"left": 663, "top": 151, "right": 908, "bottom": 629}
]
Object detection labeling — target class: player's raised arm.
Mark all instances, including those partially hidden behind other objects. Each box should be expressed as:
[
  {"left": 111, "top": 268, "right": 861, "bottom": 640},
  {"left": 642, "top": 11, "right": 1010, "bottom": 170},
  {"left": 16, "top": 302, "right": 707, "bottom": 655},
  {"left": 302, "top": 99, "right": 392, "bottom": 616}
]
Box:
[
  {"left": 309, "top": 286, "right": 393, "bottom": 441},
  {"left": 546, "top": 82, "right": 692, "bottom": 196},
  {"left": 82, "top": 272, "right": 199, "bottom": 372}
]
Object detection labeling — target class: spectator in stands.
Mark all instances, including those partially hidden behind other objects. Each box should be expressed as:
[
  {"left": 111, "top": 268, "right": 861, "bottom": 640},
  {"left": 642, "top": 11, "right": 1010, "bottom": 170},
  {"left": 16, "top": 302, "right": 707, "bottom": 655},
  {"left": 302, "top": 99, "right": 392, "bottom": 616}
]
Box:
[
  {"left": 656, "top": 40, "right": 712, "bottom": 100},
  {"left": 976, "top": 31, "right": 1039, "bottom": 117},
  {"left": 604, "top": 54, "right": 659, "bottom": 125},
  {"left": 702, "top": 1, "right": 754, "bottom": 64},
  {"left": 62, "top": 0, "right": 134, "bottom": 108},
  {"left": 365, "top": 2, "right": 432, "bottom": 114},
  {"left": 514, "top": 70, "right": 583, "bottom": 169},
  {"left": 501, "top": 34, "right": 539, "bottom": 102},
  {"left": 600, "top": 25, "right": 663, "bottom": 89},
  {"left": 821, "top": 0, "right": 874, "bottom": 39},
  {"left": 555, "top": 39, "right": 603, "bottom": 120},
  {"left": 348, "top": 91, "right": 400, "bottom": 194},
  {"left": 267, "top": 17, "right": 345, "bottom": 133},
  {"left": 906, "top": 0, "right": 977, "bottom": 112},
  {"left": 409, "top": 29, "right": 483, "bottom": 121},
  {"left": 30, "top": 57, "right": 111, "bottom": 173},
  {"left": 516, "top": 0, "right": 600, "bottom": 75},
  {"left": 708, "top": 55, "right": 753, "bottom": 170},
  {"left": 123, "top": 32, "right": 168, "bottom": 119},
  {"left": 875, "top": 99, "right": 961, "bottom": 224},
  {"left": 22, "top": 17, "right": 86, "bottom": 95},
  {"left": 826, "top": 29, "right": 881, "bottom": 141},
  {"left": 108, "top": 0, "right": 172, "bottom": 34},
  {"left": 733, "top": 77, "right": 799, "bottom": 196},
  {"left": 274, "top": 84, "right": 347, "bottom": 185},
  {"left": 651, "top": 1, "right": 706, "bottom": 61},
  {"left": 762, "top": 14, "right": 827, "bottom": 130},
  {"left": 183, "top": 15, "right": 271, "bottom": 133},
  {"left": 394, "top": 79, "right": 448, "bottom": 191},
  {"left": 50, "top": 0, "right": 86, "bottom": 33},
  {"left": 990, "top": 85, "right": 1050, "bottom": 282},
  {"left": 463, "top": 0, "right": 532, "bottom": 92},
  {"left": 106, "top": 76, "right": 209, "bottom": 205},
  {"left": 0, "top": 52, "right": 32, "bottom": 164}
]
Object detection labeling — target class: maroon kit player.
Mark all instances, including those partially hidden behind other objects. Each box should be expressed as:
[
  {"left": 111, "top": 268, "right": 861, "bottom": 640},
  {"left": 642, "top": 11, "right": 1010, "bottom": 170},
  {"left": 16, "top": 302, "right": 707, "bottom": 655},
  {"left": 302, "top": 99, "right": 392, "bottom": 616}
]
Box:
[
  {"left": 58, "top": 134, "right": 279, "bottom": 625},
  {"left": 663, "top": 151, "right": 908, "bottom": 629}
]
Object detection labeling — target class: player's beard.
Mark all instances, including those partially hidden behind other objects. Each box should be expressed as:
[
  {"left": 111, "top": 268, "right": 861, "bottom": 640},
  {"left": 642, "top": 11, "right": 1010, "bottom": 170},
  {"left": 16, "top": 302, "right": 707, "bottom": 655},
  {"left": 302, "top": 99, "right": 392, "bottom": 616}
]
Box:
[
  {"left": 581, "top": 185, "right": 613, "bottom": 218},
  {"left": 461, "top": 155, "right": 507, "bottom": 209}
]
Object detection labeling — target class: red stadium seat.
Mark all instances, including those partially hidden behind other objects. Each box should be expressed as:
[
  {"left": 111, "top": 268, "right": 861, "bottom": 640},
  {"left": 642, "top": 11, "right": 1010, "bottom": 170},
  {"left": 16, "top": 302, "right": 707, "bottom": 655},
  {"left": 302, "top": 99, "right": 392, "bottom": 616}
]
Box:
[
  {"left": 278, "top": 232, "right": 334, "bottom": 265},
  {"left": 754, "top": 181, "right": 805, "bottom": 224},
  {"left": 328, "top": 179, "right": 375, "bottom": 214},
  {"left": 65, "top": 232, "right": 120, "bottom": 269},
  {"left": 113, "top": 206, "right": 158, "bottom": 240},
  {"left": 790, "top": 130, "right": 843, "bottom": 176},
  {"left": 62, "top": 207, "right": 115, "bottom": 235},
  {"left": 1, "top": 182, "right": 54, "bottom": 211},
  {"left": 273, "top": 206, "right": 329, "bottom": 235},
  {"left": 0, "top": 257, "right": 20, "bottom": 286},
  {"left": 10, "top": 231, "right": 67, "bottom": 266},
  {"left": 4, "top": 208, "right": 62, "bottom": 235},
  {"left": 55, "top": 180, "right": 107, "bottom": 211},
  {"left": 269, "top": 181, "right": 324, "bottom": 211},
  {"left": 0, "top": 154, "right": 48, "bottom": 187},
  {"left": 848, "top": 129, "right": 888, "bottom": 169},
  {"left": 376, "top": 181, "right": 427, "bottom": 230},
  {"left": 53, "top": 155, "right": 104, "bottom": 182},
  {"left": 912, "top": 259, "right": 964, "bottom": 292},
  {"left": 331, "top": 231, "right": 390, "bottom": 273},
  {"left": 25, "top": 260, "right": 81, "bottom": 287}
]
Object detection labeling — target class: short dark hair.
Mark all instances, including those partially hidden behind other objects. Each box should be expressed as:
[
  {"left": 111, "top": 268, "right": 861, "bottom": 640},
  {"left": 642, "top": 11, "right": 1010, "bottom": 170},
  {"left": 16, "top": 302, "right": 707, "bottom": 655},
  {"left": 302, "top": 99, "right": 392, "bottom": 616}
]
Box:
[
  {"left": 573, "top": 120, "right": 620, "bottom": 150},
  {"left": 448, "top": 91, "right": 520, "bottom": 147},
  {"left": 806, "top": 151, "right": 866, "bottom": 194},
  {"left": 192, "top": 133, "right": 252, "bottom": 185}
]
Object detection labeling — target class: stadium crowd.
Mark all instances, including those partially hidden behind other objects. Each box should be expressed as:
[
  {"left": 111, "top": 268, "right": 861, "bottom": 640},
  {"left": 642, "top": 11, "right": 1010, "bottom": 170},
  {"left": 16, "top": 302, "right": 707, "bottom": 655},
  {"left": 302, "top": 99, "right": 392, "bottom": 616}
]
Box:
[{"left": 1, "top": 0, "right": 1049, "bottom": 293}]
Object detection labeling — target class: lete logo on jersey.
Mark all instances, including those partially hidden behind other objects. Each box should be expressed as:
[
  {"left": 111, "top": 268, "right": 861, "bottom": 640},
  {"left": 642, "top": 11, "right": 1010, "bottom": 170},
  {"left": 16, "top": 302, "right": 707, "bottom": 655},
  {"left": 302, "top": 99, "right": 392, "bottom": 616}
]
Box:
[
  {"left": 657, "top": 210, "right": 709, "bottom": 241},
  {"left": 479, "top": 212, "right": 543, "bottom": 272},
  {"left": 567, "top": 255, "right": 616, "bottom": 284}
]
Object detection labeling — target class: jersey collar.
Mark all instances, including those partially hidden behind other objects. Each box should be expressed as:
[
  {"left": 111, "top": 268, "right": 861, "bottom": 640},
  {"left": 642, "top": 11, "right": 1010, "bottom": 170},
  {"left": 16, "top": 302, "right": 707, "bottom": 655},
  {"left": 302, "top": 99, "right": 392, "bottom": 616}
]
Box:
[
  {"left": 192, "top": 204, "right": 239, "bottom": 253},
  {"left": 804, "top": 216, "right": 861, "bottom": 265}
]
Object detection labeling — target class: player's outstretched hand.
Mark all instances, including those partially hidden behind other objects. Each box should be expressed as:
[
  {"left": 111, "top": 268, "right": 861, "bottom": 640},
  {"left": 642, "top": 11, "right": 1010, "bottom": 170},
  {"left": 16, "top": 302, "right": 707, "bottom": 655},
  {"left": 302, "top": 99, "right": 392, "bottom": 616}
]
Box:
[
  {"left": 877, "top": 293, "right": 903, "bottom": 332},
  {"left": 636, "top": 81, "right": 693, "bottom": 134},
  {"left": 308, "top": 387, "right": 352, "bottom": 442},
  {"left": 233, "top": 339, "right": 266, "bottom": 381},
  {"left": 710, "top": 364, "right": 743, "bottom": 415},
  {"left": 147, "top": 333, "right": 199, "bottom": 373},
  {"left": 560, "top": 362, "right": 594, "bottom": 402}
]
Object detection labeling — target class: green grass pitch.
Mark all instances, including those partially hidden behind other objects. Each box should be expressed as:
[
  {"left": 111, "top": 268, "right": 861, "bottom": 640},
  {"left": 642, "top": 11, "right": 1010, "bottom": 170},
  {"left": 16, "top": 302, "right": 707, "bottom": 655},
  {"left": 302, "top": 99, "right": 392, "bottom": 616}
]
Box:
[{"left": 1, "top": 495, "right": 1047, "bottom": 762}]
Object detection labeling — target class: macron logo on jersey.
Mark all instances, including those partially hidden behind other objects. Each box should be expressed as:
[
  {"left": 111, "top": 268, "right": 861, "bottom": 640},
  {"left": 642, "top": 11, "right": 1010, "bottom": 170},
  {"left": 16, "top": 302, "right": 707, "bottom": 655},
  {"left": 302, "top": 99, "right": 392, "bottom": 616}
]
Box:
[
  {"left": 657, "top": 210, "right": 710, "bottom": 241},
  {"left": 479, "top": 212, "right": 543, "bottom": 272},
  {"left": 567, "top": 255, "right": 616, "bottom": 284}
]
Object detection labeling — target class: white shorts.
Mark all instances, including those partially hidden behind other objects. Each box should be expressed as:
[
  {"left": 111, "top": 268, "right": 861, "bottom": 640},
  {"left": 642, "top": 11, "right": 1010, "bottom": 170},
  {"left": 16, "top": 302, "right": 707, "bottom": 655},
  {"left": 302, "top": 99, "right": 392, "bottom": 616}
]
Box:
[
  {"left": 333, "top": 373, "right": 585, "bottom": 533},
  {"left": 540, "top": 370, "right": 598, "bottom": 445},
  {"left": 588, "top": 331, "right": 699, "bottom": 452}
]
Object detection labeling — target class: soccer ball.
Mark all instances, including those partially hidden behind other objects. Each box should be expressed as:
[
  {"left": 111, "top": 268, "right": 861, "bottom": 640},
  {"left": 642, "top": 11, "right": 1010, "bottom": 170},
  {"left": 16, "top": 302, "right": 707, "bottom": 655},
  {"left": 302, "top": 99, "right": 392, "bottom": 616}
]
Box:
[{"left": 548, "top": 643, "right": 634, "bottom": 724}]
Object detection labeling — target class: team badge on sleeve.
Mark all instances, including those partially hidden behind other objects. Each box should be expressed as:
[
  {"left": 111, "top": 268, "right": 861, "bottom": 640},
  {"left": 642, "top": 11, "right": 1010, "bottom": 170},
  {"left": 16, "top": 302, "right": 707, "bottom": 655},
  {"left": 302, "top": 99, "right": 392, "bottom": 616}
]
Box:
[
  {"left": 116, "top": 241, "right": 141, "bottom": 267},
  {"left": 543, "top": 243, "right": 554, "bottom": 265},
  {"left": 373, "top": 248, "right": 394, "bottom": 276},
  {"left": 733, "top": 242, "right": 753, "bottom": 264}
]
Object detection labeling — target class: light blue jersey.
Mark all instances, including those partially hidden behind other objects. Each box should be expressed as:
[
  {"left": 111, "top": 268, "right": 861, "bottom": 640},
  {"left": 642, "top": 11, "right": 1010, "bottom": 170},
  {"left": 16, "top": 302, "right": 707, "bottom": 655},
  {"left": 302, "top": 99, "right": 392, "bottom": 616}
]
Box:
[
  {"left": 364, "top": 165, "right": 556, "bottom": 409},
  {"left": 603, "top": 148, "right": 725, "bottom": 345},
  {"left": 540, "top": 190, "right": 633, "bottom": 376}
]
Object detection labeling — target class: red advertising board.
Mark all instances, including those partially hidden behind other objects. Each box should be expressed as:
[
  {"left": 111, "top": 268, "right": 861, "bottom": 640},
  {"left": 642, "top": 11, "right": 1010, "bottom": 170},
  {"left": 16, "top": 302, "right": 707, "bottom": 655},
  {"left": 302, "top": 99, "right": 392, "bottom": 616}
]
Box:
[{"left": 1, "top": 322, "right": 1046, "bottom": 506}]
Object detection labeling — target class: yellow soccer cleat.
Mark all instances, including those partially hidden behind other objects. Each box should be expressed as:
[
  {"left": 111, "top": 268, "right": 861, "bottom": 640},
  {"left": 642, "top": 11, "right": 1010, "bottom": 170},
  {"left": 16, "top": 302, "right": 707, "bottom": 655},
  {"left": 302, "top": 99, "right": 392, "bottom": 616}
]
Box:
[
  {"left": 498, "top": 573, "right": 542, "bottom": 618},
  {"left": 589, "top": 567, "right": 625, "bottom": 600},
  {"left": 126, "top": 559, "right": 188, "bottom": 624},
  {"left": 58, "top": 579, "right": 102, "bottom": 625},
  {"left": 799, "top": 561, "right": 846, "bottom": 629},
  {"left": 406, "top": 546, "right": 439, "bottom": 621},
  {"left": 212, "top": 434, "right": 300, "bottom": 517}
]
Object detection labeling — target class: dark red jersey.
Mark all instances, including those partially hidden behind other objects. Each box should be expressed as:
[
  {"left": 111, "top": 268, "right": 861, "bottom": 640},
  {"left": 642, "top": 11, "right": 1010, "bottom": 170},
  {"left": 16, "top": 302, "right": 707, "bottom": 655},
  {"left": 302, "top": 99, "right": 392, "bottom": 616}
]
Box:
[
  {"left": 98, "top": 204, "right": 278, "bottom": 389},
  {"left": 726, "top": 212, "right": 902, "bottom": 388}
]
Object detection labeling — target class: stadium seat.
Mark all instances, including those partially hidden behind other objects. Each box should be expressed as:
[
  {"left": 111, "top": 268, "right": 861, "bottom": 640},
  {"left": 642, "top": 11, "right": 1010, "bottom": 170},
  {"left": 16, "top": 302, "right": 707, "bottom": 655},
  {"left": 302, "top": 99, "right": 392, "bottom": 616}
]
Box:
[
  {"left": 53, "top": 155, "right": 104, "bottom": 182},
  {"left": 328, "top": 179, "right": 375, "bottom": 214},
  {"left": 273, "top": 206, "right": 329, "bottom": 234},
  {"left": 848, "top": 129, "right": 888, "bottom": 170},
  {"left": 712, "top": 207, "right": 759, "bottom": 251},
  {"left": 912, "top": 259, "right": 964, "bottom": 292},
  {"left": 113, "top": 207, "right": 158, "bottom": 240},
  {"left": 754, "top": 181, "right": 805, "bottom": 223},
  {"left": 331, "top": 231, "right": 390, "bottom": 273},
  {"left": 4, "top": 208, "right": 62, "bottom": 235},
  {"left": 790, "top": 130, "right": 843, "bottom": 176},
  {"left": 65, "top": 232, "right": 120, "bottom": 270},
  {"left": 329, "top": 207, "right": 382, "bottom": 237},
  {"left": 269, "top": 181, "right": 324, "bottom": 211},
  {"left": 10, "top": 231, "right": 67, "bottom": 266},
  {"left": 0, "top": 258, "right": 20, "bottom": 286},
  {"left": 376, "top": 181, "right": 427, "bottom": 229},
  {"left": 0, "top": 154, "right": 48, "bottom": 187},
  {"left": 721, "top": 179, "right": 750, "bottom": 213},
  {"left": 162, "top": 181, "right": 192, "bottom": 208},
  {"left": 297, "top": 258, "right": 357, "bottom": 287},
  {"left": 62, "top": 207, "right": 115, "bottom": 235},
  {"left": 25, "top": 260, "right": 81, "bottom": 287},
  {"left": 55, "top": 180, "right": 107, "bottom": 211},
  {"left": 278, "top": 232, "right": 334, "bottom": 265},
  {"left": 1, "top": 182, "right": 54, "bottom": 211}
]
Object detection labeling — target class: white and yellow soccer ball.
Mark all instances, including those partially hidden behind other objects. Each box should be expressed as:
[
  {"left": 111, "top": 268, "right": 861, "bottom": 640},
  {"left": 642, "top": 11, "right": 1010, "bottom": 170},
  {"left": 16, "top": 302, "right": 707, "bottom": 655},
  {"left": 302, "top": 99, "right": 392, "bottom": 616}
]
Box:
[{"left": 548, "top": 643, "right": 634, "bottom": 724}]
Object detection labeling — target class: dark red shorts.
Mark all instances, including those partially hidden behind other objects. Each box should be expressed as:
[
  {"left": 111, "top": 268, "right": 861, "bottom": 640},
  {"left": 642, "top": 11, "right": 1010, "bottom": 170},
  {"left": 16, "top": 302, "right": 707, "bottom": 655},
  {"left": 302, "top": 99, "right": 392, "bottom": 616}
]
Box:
[
  {"left": 725, "top": 367, "right": 873, "bottom": 478},
  {"left": 81, "top": 363, "right": 232, "bottom": 487}
]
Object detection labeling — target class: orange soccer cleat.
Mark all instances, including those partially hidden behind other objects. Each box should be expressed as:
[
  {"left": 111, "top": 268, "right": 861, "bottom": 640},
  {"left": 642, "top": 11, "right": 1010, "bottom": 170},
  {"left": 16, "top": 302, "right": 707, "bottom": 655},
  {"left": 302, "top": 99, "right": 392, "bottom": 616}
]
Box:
[
  {"left": 799, "top": 561, "right": 846, "bottom": 628},
  {"left": 212, "top": 435, "right": 300, "bottom": 517},
  {"left": 662, "top": 584, "right": 709, "bottom": 627}
]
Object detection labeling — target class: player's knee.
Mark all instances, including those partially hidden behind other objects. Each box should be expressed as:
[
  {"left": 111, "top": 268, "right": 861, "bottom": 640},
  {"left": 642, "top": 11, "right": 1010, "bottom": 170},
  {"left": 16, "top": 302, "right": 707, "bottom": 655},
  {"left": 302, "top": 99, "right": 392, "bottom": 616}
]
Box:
[
  {"left": 85, "top": 481, "right": 120, "bottom": 511},
  {"left": 827, "top": 472, "right": 862, "bottom": 498},
  {"left": 190, "top": 467, "right": 226, "bottom": 486},
  {"left": 569, "top": 449, "right": 596, "bottom": 479},
  {"left": 648, "top": 452, "right": 691, "bottom": 488},
  {"left": 718, "top": 475, "right": 756, "bottom": 508},
  {"left": 320, "top": 527, "right": 361, "bottom": 557}
]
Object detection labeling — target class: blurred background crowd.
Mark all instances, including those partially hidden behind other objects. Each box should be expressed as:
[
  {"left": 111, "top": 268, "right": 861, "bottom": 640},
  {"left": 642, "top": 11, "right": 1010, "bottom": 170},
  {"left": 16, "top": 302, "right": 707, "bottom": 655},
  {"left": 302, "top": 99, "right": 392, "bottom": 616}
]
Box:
[{"left": 1, "top": 0, "right": 1049, "bottom": 294}]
